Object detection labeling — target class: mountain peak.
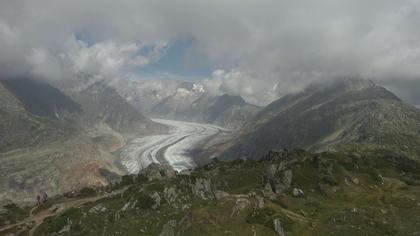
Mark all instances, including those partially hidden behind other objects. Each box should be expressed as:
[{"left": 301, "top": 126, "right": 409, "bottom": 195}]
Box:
[{"left": 224, "top": 79, "right": 420, "bottom": 160}]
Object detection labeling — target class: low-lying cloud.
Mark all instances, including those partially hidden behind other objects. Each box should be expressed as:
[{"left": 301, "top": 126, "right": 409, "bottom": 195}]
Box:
[{"left": 1, "top": 0, "right": 420, "bottom": 105}]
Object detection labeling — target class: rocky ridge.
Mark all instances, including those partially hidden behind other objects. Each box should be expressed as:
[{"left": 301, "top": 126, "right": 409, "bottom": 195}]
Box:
[{"left": 3, "top": 149, "right": 420, "bottom": 235}]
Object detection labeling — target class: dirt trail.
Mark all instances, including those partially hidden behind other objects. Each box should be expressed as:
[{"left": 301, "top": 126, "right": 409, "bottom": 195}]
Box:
[{"left": 0, "top": 187, "right": 128, "bottom": 235}]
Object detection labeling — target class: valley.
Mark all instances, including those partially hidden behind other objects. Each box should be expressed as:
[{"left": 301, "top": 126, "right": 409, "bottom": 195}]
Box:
[{"left": 119, "top": 119, "right": 230, "bottom": 173}]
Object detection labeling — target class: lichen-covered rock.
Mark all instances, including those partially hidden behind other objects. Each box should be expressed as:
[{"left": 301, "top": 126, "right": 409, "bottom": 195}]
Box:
[
  {"left": 151, "top": 192, "right": 161, "bottom": 210},
  {"left": 255, "top": 196, "right": 265, "bottom": 209},
  {"left": 214, "top": 190, "right": 230, "bottom": 200},
  {"left": 88, "top": 203, "right": 107, "bottom": 213},
  {"left": 231, "top": 198, "right": 250, "bottom": 217},
  {"left": 263, "top": 161, "right": 293, "bottom": 197},
  {"left": 191, "top": 178, "right": 213, "bottom": 200},
  {"left": 292, "top": 188, "right": 304, "bottom": 198},
  {"left": 163, "top": 187, "right": 177, "bottom": 203},
  {"left": 273, "top": 218, "right": 285, "bottom": 236},
  {"left": 158, "top": 213, "right": 192, "bottom": 236},
  {"left": 159, "top": 219, "right": 176, "bottom": 236}
]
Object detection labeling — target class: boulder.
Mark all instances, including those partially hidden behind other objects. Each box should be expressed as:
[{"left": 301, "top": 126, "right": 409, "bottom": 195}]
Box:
[
  {"left": 351, "top": 178, "right": 360, "bottom": 185},
  {"left": 151, "top": 192, "right": 161, "bottom": 210},
  {"left": 214, "top": 190, "right": 230, "bottom": 200},
  {"left": 292, "top": 188, "right": 304, "bottom": 198},
  {"left": 263, "top": 162, "right": 293, "bottom": 197},
  {"left": 158, "top": 213, "right": 192, "bottom": 236},
  {"left": 231, "top": 198, "right": 250, "bottom": 217},
  {"left": 191, "top": 178, "right": 213, "bottom": 200},
  {"left": 255, "top": 196, "right": 265, "bottom": 209},
  {"left": 273, "top": 218, "right": 285, "bottom": 236},
  {"left": 159, "top": 219, "right": 176, "bottom": 236},
  {"left": 88, "top": 203, "right": 107, "bottom": 213},
  {"left": 163, "top": 186, "right": 178, "bottom": 203}
]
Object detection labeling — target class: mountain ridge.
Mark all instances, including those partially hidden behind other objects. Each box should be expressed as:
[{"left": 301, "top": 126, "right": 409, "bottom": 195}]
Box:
[{"left": 222, "top": 78, "right": 420, "bottom": 160}]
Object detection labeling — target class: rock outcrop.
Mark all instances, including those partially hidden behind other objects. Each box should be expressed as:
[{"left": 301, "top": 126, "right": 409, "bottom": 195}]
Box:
[
  {"left": 158, "top": 213, "right": 193, "bottom": 236},
  {"left": 263, "top": 162, "right": 293, "bottom": 197},
  {"left": 191, "top": 178, "right": 213, "bottom": 200},
  {"left": 138, "top": 163, "right": 176, "bottom": 181}
]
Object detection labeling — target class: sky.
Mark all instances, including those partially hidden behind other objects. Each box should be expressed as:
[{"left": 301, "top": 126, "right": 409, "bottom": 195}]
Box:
[{"left": 1, "top": 0, "right": 420, "bottom": 105}]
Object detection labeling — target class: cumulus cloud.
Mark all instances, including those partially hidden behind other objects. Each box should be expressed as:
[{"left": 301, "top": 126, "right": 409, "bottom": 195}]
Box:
[
  {"left": 0, "top": 0, "right": 420, "bottom": 104},
  {"left": 203, "top": 69, "right": 278, "bottom": 106}
]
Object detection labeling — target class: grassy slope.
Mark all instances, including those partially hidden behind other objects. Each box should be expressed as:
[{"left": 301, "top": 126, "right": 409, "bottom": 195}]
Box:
[{"left": 4, "top": 150, "right": 418, "bottom": 236}]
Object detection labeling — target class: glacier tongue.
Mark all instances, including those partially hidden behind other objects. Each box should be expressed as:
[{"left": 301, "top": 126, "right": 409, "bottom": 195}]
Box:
[{"left": 120, "top": 119, "right": 229, "bottom": 173}]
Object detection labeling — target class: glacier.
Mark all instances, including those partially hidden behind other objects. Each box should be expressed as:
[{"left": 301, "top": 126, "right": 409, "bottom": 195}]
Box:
[{"left": 120, "top": 119, "right": 229, "bottom": 173}]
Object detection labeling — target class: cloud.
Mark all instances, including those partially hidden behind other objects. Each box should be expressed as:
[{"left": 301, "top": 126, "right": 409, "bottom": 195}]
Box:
[
  {"left": 0, "top": 0, "right": 420, "bottom": 104},
  {"left": 24, "top": 36, "right": 167, "bottom": 83},
  {"left": 203, "top": 69, "right": 278, "bottom": 106}
]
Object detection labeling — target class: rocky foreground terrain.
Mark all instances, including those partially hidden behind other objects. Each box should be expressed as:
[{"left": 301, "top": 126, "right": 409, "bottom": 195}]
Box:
[{"left": 1, "top": 149, "right": 420, "bottom": 235}]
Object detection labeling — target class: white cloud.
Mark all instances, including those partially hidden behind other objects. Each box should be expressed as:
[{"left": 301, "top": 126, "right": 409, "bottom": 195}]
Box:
[
  {"left": 25, "top": 35, "right": 167, "bottom": 82},
  {"left": 203, "top": 69, "right": 278, "bottom": 106},
  {"left": 1, "top": 0, "right": 420, "bottom": 104}
]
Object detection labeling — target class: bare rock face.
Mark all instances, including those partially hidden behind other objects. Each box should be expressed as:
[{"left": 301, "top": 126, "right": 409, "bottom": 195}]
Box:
[
  {"left": 214, "top": 190, "right": 230, "bottom": 200},
  {"left": 255, "top": 195, "right": 265, "bottom": 209},
  {"left": 89, "top": 203, "right": 107, "bottom": 213},
  {"left": 273, "top": 219, "right": 285, "bottom": 236},
  {"left": 191, "top": 178, "right": 214, "bottom": 200},
  {"left": 231, "top": 198, "right": 251, "bottom": 217},
  {"left": 159, "top": 219, "right": 177, "bottom": 236},
  {"left": 163, "top": 187, "right": 177, "bottom": 203},
  {"left": 263, "top": 161, "right": 293, "bottom": 197},
  {"left": 138, "top": 163, "right": 176, "bottom": 181},
  {"left": 159, "top": 213, "right": 192, "bottom": 236},
  {"left": 151, "top": 192, "right": 161, "bottom": 210}
]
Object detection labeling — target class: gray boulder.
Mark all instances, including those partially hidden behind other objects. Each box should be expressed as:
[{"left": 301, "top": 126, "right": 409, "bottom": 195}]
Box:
[
  {"left": 214, "top": 190, "right": 230, "bottom": 200},
  {"left": 151, "top": 192, "right": 161, "bottom": 210},
  {"left": 292, "top": 188, "right": 304, "bottom": 198},
  {"left": 263, "top": 162, "right": 293, "bottom": 197},
  {"left": 163, "top": 186, "right": 178, "bottom": 203},
  {"left": 231, "top": 198, "right": 250, "bottom": 217},
  {"left": 273, "top": 219, "right": 285, "bottom": 236},
  {"left": 191, "top": 178, "right": 213, "bottom": 200},
  {"left": 159, "top": 219, "right": 176, "bottom": 236},
  {"left": 158, "top": 213, "right": 192, "bottom": 236}
]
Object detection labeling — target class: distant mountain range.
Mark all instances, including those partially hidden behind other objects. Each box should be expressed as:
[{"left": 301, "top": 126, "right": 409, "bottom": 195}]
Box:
[
  {"left": 222, "top": 79, "right": 420, "bottom": 160},
  {"left": 110, "top": 79, "right": 261, "bottom": 129},
  {"left": 0, "top": 78, "right": 166, "bottom": 205}
]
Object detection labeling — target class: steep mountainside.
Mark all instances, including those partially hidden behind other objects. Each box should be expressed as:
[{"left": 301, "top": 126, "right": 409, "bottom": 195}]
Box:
[
  {"left": 0, "top": 81, "right": 79, "bottom": 152},
  {"left": 0, "top": 79, "right": 125, "bottom": 206},
  {"left": 3, "top": 149, "right": 420, "bottom": 235},
  {"left": 190, "top": 94, "right": 260, "bottom": 129},
  {"left": 223, "top": 79, "right": 420, "bottom": 160},
  {"left": 2, "top": 78, "right": 81, "bottom": 119},
  {"left": 70, "top": 82, "right": 166, "bottom": 139}
]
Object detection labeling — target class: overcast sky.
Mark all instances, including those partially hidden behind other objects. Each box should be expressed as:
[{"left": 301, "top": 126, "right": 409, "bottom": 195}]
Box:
[{"left": 1, "top": 0, "right": 420, "bottom": 105}]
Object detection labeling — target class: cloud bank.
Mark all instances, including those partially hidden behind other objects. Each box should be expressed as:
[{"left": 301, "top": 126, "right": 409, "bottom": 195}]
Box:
[{"left": 1, "top": 0, "right": 420, "bottom": 105}]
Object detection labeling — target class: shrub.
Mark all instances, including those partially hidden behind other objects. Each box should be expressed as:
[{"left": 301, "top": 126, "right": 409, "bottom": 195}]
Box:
[
  {"left": 136, "top": 194, "right": 155, "bottom": 209},
  {"left": 79, "top": 187, "right": 96, "bottom": 197},
  {"left": 146, "top": 183, "right": 165, "bottom": 192},
  {"left": 121, "top": 175, "right": 135, "bottom": 185}
]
